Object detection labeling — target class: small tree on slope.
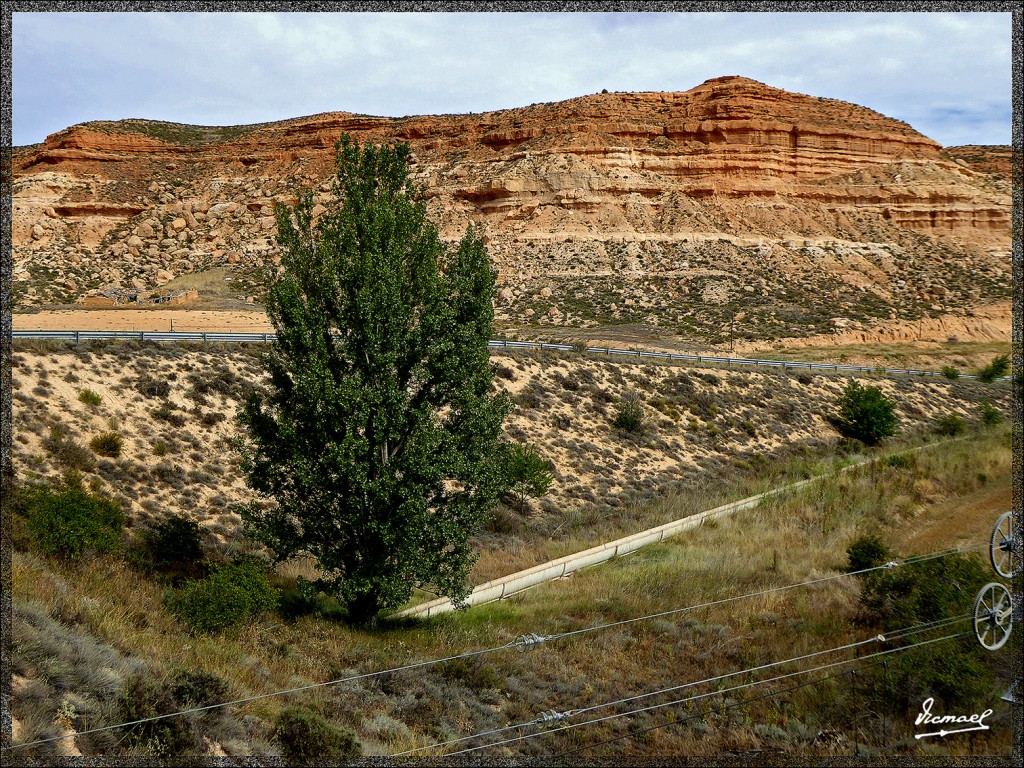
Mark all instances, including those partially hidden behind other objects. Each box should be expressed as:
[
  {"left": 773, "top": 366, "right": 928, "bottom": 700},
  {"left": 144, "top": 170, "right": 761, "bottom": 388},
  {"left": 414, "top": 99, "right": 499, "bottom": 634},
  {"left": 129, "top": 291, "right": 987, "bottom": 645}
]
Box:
[
  {"left": 504, "top": 443, "right": 555, "bottom": 514},
  {"left": 830, "top": 379, "right": 898, "bottom": 446},
  {"left": 238, "top": 136, "right": 511, "bottom": 623}
]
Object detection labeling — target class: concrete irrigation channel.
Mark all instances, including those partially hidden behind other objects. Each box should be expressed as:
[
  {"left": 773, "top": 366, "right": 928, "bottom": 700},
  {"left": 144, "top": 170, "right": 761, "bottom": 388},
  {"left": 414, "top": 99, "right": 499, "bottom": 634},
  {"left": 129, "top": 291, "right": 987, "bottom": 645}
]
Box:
[
  {"left": 394, "top": 438, "right": 968, "bottom": 619},
  {"left": 396, "top": 469, "right": 844, "bottom": 619}
]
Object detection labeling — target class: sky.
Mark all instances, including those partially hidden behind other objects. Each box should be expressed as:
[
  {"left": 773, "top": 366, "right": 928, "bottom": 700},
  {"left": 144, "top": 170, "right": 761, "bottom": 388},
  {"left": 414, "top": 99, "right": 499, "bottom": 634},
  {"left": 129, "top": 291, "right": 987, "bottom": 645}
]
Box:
[{"left": 11, "top": 10, "right": 1013, "bottom": 148}]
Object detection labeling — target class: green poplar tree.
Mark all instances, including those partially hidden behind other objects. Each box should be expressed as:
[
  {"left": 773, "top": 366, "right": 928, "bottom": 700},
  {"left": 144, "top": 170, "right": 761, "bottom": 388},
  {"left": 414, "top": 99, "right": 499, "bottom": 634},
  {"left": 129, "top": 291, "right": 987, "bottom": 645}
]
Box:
[{"left": 238, "top": 136, "right": 511, "bottom": 623}]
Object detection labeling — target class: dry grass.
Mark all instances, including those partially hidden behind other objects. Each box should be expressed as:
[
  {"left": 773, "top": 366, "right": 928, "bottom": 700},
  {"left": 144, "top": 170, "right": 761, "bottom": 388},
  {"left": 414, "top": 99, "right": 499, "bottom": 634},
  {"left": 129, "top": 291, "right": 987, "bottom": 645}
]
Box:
[
  {"left": 8, "top": 339, "right": 1013, "bottom": 760},
  {"left": 11, "top": 340, "right": 1009, "bottom": 575},
  {"left": 9, "top": 413, "right": 1011, "bottom": 759}
]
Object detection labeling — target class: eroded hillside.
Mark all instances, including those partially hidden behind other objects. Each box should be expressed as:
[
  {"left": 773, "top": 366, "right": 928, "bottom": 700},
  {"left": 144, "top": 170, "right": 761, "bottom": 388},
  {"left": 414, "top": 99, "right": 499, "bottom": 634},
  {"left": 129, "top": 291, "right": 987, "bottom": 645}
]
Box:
[
  {"left": 12, "top": 77, "right": 1012, "bottom": 345},
  {"left": 12, "top": 341, "right": 1011, "bottom": 584}
]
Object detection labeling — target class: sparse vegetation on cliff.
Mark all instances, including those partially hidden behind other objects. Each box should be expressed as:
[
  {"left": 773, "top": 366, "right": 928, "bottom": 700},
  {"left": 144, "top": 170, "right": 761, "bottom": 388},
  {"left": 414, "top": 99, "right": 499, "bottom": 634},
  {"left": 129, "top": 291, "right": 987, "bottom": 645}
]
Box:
[{"left": 977, "top": 353, "right": 1010, "bottom": 383}]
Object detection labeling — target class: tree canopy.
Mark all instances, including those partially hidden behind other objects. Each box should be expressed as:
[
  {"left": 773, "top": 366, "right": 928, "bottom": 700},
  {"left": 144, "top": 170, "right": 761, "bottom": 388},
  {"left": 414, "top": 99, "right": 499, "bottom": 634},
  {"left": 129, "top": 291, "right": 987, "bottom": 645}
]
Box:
[
  {"left": 238, "top": 136, "right": 511, "bottom": 622},
  {"left": 831, "top": 379, "right": 898, "bottom": 446},
  {"left": 503, "top": 443, "right": 555, "bottom": 514}
]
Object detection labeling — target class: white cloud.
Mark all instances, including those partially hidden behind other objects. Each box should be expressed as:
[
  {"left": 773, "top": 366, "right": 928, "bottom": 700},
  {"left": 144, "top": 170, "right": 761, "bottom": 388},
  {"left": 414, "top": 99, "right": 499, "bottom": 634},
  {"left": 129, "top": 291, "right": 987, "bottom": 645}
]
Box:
[{"left": 12, "top": 10, "right": 1012, "bottom": 146}]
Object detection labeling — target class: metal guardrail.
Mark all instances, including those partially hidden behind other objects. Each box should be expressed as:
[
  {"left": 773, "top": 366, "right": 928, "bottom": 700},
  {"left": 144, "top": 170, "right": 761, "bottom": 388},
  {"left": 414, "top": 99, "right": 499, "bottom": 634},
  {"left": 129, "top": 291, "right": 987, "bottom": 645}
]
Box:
[
  {"left": 13, "top": 330, "right": 276, "bottom": 344},
  {"left": 12, "top": 330, "right": 1011, "bottom": 382}
]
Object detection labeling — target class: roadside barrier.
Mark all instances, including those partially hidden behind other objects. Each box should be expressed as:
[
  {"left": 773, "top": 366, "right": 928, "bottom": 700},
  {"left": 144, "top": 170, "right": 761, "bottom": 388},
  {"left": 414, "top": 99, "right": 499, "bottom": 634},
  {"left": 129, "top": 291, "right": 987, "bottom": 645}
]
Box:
[
  {"left": 394, "top": 433, "right": 980, "bottom": 619},
  {"left": 13, "top": 330, "right": 1008, "bottom": 381}
]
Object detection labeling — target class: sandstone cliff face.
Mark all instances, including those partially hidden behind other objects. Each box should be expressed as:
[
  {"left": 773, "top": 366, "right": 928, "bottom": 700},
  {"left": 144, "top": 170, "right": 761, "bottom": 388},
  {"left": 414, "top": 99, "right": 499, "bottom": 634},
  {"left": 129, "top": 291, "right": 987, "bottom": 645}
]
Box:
[{"left": 11, "top": 76, "right": 1011, "bottom": 343}]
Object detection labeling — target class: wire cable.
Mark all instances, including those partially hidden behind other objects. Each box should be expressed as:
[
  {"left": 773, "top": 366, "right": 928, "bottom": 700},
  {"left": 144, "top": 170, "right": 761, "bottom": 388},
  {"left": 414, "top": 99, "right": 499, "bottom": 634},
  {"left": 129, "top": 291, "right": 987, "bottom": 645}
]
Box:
[
  {"left": 396, "top": 616, "right": 970, "bottom": 756},
  {"left": 7, "top": 542, "right": 984, "bottom": 752},
  {"left": 442, "top": 630, "right": 968, "bottom": 757},
  {"left": 392, "top": 632, "right": 884, "bottom": 756},
  {"left": 556, "top": 632, "right": 977, "bottom": 759},
  {"left": 540, "top": 541, "right": 985, "bottom": 645},
  {"left": 5, "top": 636, "right": 522, "bottom": 751}
]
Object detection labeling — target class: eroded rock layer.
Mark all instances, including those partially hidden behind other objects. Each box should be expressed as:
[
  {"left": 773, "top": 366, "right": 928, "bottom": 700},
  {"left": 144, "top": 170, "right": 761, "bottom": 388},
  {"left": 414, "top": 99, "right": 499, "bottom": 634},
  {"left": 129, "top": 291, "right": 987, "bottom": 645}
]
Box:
[{"left": 12, "top": 76, "right": 1012, "bottom": 343}]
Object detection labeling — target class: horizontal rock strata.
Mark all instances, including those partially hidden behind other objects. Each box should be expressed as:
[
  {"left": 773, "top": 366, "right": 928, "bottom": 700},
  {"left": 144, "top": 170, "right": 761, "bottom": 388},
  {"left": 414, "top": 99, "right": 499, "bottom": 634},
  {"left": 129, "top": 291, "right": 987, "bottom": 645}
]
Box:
[{"left": 12, "top": 76, "right": 1011, "bottom": 342}]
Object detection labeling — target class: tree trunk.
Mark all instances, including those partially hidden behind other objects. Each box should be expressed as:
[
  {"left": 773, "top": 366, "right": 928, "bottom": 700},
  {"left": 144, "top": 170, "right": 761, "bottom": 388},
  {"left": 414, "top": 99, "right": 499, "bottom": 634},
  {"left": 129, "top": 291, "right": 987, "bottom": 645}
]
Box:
[{"left": 346, "top": 590, "right": 383, "bottom": 625}]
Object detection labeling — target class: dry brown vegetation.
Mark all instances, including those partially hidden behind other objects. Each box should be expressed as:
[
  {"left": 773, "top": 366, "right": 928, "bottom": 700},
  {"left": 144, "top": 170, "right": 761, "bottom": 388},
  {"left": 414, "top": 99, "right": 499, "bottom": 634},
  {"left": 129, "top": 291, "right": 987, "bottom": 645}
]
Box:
[
  {"left": 7, "top": 339, "right": 1015, "bottom": 761},
  {"left": 11, "top": 340, "right": 1010, "bottom": 554}
]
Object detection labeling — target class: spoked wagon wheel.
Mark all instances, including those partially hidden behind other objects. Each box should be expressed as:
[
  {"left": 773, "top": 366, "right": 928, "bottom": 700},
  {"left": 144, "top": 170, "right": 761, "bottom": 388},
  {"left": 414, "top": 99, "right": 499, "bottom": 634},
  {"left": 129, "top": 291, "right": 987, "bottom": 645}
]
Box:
[
  {"left": 973, "top": 582, "right": 1013, "bottom": 651},
  {"left": 990, "top": 511, "right": 1020, "bottom": 578}
]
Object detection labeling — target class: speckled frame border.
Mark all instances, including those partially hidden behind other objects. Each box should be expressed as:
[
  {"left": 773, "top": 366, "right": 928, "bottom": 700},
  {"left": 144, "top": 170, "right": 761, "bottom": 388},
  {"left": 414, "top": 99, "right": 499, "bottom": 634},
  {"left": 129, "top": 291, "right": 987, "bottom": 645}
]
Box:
[{"left": 0, "top": 3, "right": 1019, "bottom": 767}]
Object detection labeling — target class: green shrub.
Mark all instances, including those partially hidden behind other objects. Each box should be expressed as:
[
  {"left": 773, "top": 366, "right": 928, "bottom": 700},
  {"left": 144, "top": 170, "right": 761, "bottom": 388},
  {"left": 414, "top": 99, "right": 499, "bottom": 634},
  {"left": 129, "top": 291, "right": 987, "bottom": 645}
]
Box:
[
  {"left": 613, "top": 390, "right": 647, "bottom": 435},
  {"left": 277, "top": 585, "right": 320, "bottom": 620},
  {"left": 151, "top": 401, "right": 186, "bottom": 426},
  {"left": 830, "top": 380, "right": 897, "bottom": 445},
  {"left": 22, "top": 480, "right": 125, "bottom": 558},
  {"left": 494, "top": 364, "right": 515, "bottom": 380},
  {"left": 117, "top": 674, "right": 202, "bottom": 757},
  {"left": 43, "top": 427, "right": 96, "bottom": 471},
  {"left": 979, "top": 400, "right": 1002, "bottom": 427},
  {"left": 172, "top": 669, "right": 229, "bottom": 707},
  {"left": 483, "top": 504, "right": 523, "bottom": 536},
  {"left": 932, "top": 414, "right": 966, "bottom": 437},
  {"left": 439, "top": 657, "right": 501, "bottom": 691},
  {"left": 186, "top": 367, "right": 249, "bottom": 399},
  {"left": 165, "top": 561, "right": 277, "bottom": 633},
  {"left": 274, "top": 708, "right": 362, "bottom": 765},
  {"left": 272, "top": 706, "right": 361, "bottom": 762},
  {"left": 137, "top": 375, "right": 171, "bottom": 399},
  {"left": 199, "top": 410, "right": 226, "bottom": 427},
  {"left": 514, "top": 391, "right": 542, "bottom": 410},
  {"left": 856, "top": 553, "right": 994, "bottom": 715},
  {"left": 114, "top": 668, "right": 230, "bottom": 757},
  {"left": 148, "top": 516, "right": 206, "bottom": 565},
  {"left": 275, "top": 579, "right": 346, "bottom": 621},
  {"left": 78, "top": 388, "right": 103, "bottom": 406},
  {"left": 132, "top": 515, "right": 207, "bottom": 583},
  {"left": 976, "top": 353, "right": 1010, "bottom": 383},
  {"left": 885, "top": 453, "right": 914, "bottom": 470},
  {"left": 502, "top": 443, "right": 555, "bottom": 513},
  {"left": 859, "top": 552, "right": 988, "bottom": 632},
  {"left": 153, "top": 441, "right": 169, "bottom": 456},
  {"left": 846, "top": 533, "right": 892, "bottom": 572},
  {"left": 940, "top": 365, "right": 960, "bottom": 380},
  {"left": 89, "top": 431, "right": 123, "bottom": 458},
  {"left": 688, "top": 391, "right": 718, "bottom": 421}
]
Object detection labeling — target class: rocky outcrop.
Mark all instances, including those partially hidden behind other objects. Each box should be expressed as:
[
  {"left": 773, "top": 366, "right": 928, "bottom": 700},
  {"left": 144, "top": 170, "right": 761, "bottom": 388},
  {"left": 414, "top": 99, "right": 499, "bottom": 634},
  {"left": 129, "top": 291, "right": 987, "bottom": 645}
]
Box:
[
  {"left": 11, "top": 76, "right": 1011, "bottom": 342},
  {"left": 945, "top": 144, "right": 1015, "bottom": 179}
]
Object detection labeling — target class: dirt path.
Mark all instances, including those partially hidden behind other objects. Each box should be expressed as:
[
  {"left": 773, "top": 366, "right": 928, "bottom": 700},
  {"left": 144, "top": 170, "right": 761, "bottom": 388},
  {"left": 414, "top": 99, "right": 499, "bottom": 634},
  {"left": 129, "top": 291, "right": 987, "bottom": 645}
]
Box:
[
  {"left": 895, "top": 476, "right": 1012, "bottom": 556},
  {"left": 739, "top": 301, "right": 1012, "bottom": 353},
  {"left": 13, "top": 308, "right": 274, "bottom": 333}
]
